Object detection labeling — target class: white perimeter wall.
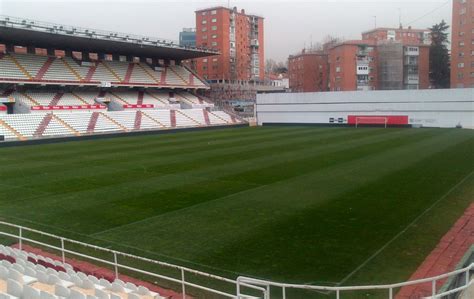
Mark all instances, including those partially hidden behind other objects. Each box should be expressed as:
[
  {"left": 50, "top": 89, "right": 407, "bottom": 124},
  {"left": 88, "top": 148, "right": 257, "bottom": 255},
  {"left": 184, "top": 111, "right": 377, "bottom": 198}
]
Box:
[{"left": 256, "top": 89, "right": 474, "bottom": 128}]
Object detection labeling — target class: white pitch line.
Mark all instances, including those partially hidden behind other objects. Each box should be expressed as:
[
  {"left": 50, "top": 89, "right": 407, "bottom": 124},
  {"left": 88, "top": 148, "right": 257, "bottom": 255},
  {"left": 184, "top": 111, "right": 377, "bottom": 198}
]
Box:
[{"left": 337, "top": 170, "right": 474, "bottom": 286}]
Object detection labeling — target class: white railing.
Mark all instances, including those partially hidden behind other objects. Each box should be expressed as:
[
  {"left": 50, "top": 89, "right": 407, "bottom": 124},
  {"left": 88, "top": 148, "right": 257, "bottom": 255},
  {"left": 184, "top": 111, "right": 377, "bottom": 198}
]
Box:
[
  {"left": 237, "top": 265, "right": 473, "bottom": 299},
  {"left": 0, "top": 221, "right": 472, "bottom": 299},
  {"left": 0, "top": 221, "right": 266, "bottom": 298}
]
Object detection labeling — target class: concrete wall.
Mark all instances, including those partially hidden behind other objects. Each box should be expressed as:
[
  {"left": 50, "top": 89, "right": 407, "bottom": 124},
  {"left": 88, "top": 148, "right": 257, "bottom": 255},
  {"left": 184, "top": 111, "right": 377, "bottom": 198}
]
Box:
[{"left": 256, "top": 89, "right": 474, "bottom": 128}]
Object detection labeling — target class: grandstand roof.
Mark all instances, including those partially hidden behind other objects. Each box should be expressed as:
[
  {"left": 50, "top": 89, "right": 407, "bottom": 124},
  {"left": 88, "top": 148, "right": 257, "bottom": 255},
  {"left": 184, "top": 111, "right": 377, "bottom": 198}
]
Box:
[{"left": 0, "top": 15, "right": 219, "bottom": 60}]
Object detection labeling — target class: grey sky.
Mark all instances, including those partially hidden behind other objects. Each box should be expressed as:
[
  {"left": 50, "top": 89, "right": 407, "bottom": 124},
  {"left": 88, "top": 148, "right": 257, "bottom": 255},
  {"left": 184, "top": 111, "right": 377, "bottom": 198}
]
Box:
[{"left": 0, "top": 0, "right": 451, "bottom": 62}]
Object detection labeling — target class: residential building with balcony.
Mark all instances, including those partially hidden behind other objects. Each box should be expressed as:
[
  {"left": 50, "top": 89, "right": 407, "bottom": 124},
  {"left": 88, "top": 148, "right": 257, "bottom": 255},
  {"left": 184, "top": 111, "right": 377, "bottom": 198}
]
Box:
[
  {"left": 194, "top": 6, "right": 264, "bottom": 83},
  {"left": 451, "top": 0, "right": 474, "bottom": 88}
]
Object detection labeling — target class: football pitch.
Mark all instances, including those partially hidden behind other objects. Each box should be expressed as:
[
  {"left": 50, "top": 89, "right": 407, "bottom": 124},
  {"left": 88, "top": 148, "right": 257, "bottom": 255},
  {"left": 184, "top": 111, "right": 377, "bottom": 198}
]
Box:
[{"left": 0, "top": 126, "right": 473, "bottom": 289}]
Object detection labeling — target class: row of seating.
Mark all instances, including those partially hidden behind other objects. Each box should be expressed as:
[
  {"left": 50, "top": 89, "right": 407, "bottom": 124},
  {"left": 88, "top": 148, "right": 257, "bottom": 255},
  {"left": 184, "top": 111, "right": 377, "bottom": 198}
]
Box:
[
  {"left": 0, "top": 245, "right": 165, "bottom": 298},
  {"left": 0, "top": 54, "right": 207, "bottom": 88},
  {"left": 6, "top": 90, "right": 213, "bottom": 109},
  {"left": 0, "top": 109, "right": 239, "bottom": 141}
]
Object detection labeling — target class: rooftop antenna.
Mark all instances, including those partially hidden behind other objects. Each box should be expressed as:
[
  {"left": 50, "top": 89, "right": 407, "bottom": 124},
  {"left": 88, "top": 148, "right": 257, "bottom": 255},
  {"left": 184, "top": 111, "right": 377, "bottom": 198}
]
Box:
[{"left": 398, "top": 8, "right": 402, "bottom": 28}]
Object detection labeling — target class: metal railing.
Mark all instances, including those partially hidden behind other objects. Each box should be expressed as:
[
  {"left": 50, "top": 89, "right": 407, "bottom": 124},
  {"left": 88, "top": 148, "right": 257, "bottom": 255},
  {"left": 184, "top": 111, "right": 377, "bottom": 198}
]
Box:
[
  {"left": 0, "top": 221, "right": 472, "bottom": 299},
  {"left": 0, "top": 221, "right": 265, "bottom": 298},
  {"left": 237, "top": 265, "right": 474, "bottom": 299}
]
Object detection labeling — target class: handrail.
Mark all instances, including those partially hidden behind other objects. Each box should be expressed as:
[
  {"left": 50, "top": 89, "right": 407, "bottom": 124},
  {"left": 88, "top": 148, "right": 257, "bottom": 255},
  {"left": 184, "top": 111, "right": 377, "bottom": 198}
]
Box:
[
  {"left": 0, "top": 221, "right": 471, "bottom": 299},
  {"left": 0, "top": 221, "right": 264, "bottom": 298}
]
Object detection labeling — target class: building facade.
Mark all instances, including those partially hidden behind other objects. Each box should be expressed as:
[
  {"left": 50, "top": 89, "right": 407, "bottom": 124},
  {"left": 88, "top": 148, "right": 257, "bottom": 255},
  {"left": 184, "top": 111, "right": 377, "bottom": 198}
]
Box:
[
  {"left": 288, "top": 50, "right": 328, "bottom": 92},
  {"left": 328, "top": 27, "right": 430, "bottom": 91},
  {"left": 451, "top": 0, "right": 474, "bottom": 88},
  {"left": 194, "top": 6, "right": 264, "bottom": 82},
  {"left": 179, "top": 28, "right": 196, "bottom": 47}
]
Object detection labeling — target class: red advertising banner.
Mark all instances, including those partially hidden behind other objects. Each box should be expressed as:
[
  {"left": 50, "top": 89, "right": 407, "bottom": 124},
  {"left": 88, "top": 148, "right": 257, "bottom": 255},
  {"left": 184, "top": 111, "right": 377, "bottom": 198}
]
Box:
[
  {"left": 347, "top": 115, "right": 408, "bottom": 125},
  {"left": 123, "top": 104, "right": 154, "bottom": 109},
  {"left": 31, "top": 105, "right": 107, "bottom": 111}
]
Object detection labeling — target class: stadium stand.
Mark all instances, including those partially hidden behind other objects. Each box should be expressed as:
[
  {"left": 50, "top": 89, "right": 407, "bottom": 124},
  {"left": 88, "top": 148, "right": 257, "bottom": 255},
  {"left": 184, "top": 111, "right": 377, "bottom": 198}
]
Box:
[
  {"left": 0, "top": 53, "right": 208, "bottom": 88},
  {"left": 0, "top": 15, "right": 244, "bottom": 142},
  {"left": 0, "top": 245, "right": 167, "bottom": 299}
]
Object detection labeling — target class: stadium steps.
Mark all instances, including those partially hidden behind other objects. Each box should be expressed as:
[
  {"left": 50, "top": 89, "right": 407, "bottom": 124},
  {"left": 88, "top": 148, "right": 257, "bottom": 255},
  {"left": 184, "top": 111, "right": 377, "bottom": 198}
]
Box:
[
  {"left": 137, "top": 63, "right": 160, "bottom": 84},
  {"left": 141, "top": 111, "right": 167, "bottom": 128},
  {"left": 202, "top": 109, "right": 211, "bottom": 125},
  {"left": 168, "top": 67, "right": 189, "bottom": 85},
  {"left": 145, "top": 91, "right": 167, "bottom": 104},
  {"left": 87, "top": 112, "right": 100, "bottom": 134},
  {"left": 51, "top": 114, "right": 80, "bottom": 136},
  {"left": 123, "top": 63, "right": 135, "bottom": 83},
  {"left": 61, "top": 58, "right": 83, "bottom": 81},
  {"left": 33, "top": 114, "right": 53, "bottom": 137},
  {"left": 170, "top": 110, "right": 176, "bottom": 127},
  {"left": 83, "top": 65, "right": 97, "bottom": 82},
  {"left": 33, "top": 57, "right": 54, "bottom": 80},
  {"left": 7, "top": 55, "right": 33, "bottom": 80},
  {"left": 70, "top": 92, "right": 90, "bottom": 105},
  {"left": 176, "top": 109, "right": 202, "bottom": 126},
  {"left": 133, "top": 111, "right": 142, "bottom": 130},
  {"left": 99, "top": 112, "right": 128, "bottom": 132},
  {"left": 160, "top": 68, "right": 167, "bottom": 84},
  {"left": 20, "top": 92, "right": 40, "bottom": 106},
  {"left": 49, "top": 92, "right": 64, "bottom": 106},
  {"left": 0, "top": 118, "right": 26, "bottom": 140},
  {"left": 137, "top": 91, "right": 144, "bottom": 105},
  {"left": 100, "top": 61, "right": 123, "bottom": 82}
]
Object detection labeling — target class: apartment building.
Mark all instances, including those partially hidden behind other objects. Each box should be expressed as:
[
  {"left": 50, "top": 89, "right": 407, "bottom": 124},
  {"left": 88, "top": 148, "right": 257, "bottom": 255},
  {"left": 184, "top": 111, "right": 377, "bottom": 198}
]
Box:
[
  {"left": 194, "top": 6, "right": 264, "bottom": 82},
  {"left": 288, "top": 50, "right": 329, "bottom": 92},
  {"left": 329, "top": 27, "right": 430, "bottom": 91},
  {"left": 451, "top": 0, "right": 474, "bottom": 88}
]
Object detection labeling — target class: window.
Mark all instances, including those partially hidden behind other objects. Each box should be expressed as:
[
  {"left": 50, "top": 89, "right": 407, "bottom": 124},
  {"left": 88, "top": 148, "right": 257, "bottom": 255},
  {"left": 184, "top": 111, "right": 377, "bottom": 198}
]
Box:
[
  {"left": 336, "top": 66, "right": 341, "bottom": 72},
  {"left": 459, "top": 52, "right": 465, "bottom": 57},
  {"left": 471, "top": 72, "right": 474, "bottom": 78},
  {"left": 211, "top": 41, "right": 217, "bottom": 46},
  {"left": 212, "top": 18, "right": 217, "bottom": 23},
  {"left": 212, "top": 58, "right": 218, "bottom": 62},
  {"left": 458, "top": 62, "right": 465, "bottom": 68},
  {"left": 211, "top": 10, "right": 217, "bottom": 15},
  {"left": 202, "top": 35, "right": 207, "bottom": 40},
  {"left": 212, "top": 34, "right": 217, "bottom": 39},
  {"left": 457, "top": 73, "right": 464, "bottom": 79},
  {"left": 211, "top": 26, "right": 217, "bottom": 31},
  {"left": 201, "top": 27, "right": 207, "bottom": 32},
  {"left": 202, "top": 20, "right": 207, "bottom": 24},
  {"left": 460, "top": 8, "right": 466, "bottom": 15},
  {"left": 202, "top": 12, "right": 207, "bottom": 16},
  {"left": 459, "top": 41, "right": 465, "bottom": 46},
  {"left": 203, "top": 58, "right": 208, "bottom": 63}
]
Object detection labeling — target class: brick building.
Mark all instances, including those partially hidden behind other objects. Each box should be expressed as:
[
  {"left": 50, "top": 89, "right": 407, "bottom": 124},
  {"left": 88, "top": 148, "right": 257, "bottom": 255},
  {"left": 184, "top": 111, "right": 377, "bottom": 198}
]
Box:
[
  {"left": 451, "top": 0, "right": 474, "bottom": 88},
  {"left": 288, "top": 50, "right": 328, "bottom": 92},
  {"left": 194, "top": 6, "right": 264, "bottom": 82},
  {"left": 329, "top": 27, "right": 430, "bottom": 91}
]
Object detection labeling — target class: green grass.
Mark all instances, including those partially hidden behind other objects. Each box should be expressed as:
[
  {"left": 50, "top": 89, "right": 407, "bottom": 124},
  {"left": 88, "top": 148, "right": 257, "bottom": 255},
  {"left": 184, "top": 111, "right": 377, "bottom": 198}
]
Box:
[{"left": 0, "top": 126, "right": 473, "bottom": 295}]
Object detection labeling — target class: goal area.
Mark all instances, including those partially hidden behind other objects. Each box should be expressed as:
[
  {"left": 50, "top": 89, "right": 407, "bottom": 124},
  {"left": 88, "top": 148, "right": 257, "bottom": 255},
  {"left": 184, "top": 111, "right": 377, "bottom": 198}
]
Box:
[{"left": 355, "top": 116, "right": 388, "bottom": 128}]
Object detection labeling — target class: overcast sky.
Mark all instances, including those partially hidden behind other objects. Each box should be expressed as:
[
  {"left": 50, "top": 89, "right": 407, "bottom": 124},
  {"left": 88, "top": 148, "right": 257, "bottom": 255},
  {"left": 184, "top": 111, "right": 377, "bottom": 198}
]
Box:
[{"left": 0, "top": 0, "right": 451, "bottom": 61}]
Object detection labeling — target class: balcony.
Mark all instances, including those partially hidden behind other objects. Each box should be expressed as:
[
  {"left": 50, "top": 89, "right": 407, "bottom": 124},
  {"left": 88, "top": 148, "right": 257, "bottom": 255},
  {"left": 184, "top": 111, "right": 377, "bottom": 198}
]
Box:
[
  {"left": 404, "top": 47, "right": 419, "bottom": 56},
  {"left": 404, "top": 75, "right": 419, "bottom": 84},
  {"left": 356, "top": 66, "right": 369, "bottom": 75}
]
